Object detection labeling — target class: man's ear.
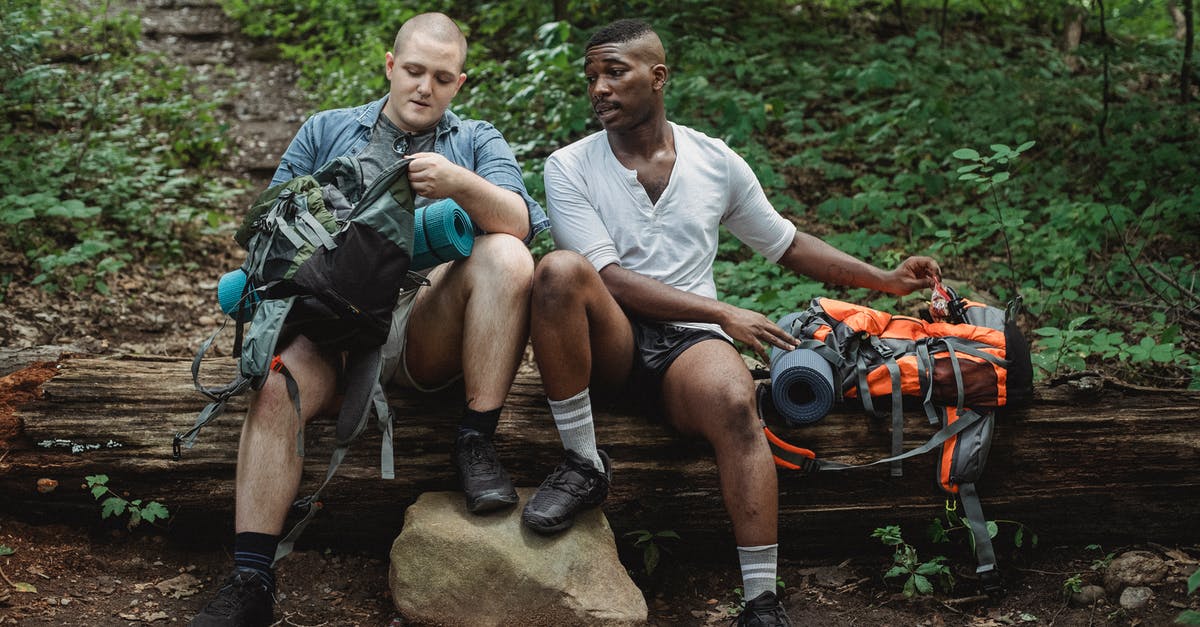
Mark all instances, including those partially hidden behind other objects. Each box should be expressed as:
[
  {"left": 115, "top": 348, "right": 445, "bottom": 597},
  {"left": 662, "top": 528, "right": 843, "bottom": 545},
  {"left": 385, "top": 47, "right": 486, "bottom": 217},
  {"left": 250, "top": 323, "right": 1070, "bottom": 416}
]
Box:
[
  {"left": 652, "top": 63, "right": 670, "bottom": 91},
  {"left": 385, "top": 51, "right": 396, "bottom": 80}
]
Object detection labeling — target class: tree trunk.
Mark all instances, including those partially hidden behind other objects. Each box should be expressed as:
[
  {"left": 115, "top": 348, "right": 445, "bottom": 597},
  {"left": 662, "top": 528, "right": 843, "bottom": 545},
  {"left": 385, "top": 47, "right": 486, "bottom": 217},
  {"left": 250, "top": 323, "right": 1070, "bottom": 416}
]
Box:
[
  {"left": 1098, "top": 0, "right": 1110, "bottom": 146},
  {"left": 1183, "top": 0, "right": 1195, "bottom": 103},
  {"left": 1171, "top": 0, "right": 1189, "bottom": 40},
  {"left": 2, "top": 356, "right": 1198, "bottom": 558}
]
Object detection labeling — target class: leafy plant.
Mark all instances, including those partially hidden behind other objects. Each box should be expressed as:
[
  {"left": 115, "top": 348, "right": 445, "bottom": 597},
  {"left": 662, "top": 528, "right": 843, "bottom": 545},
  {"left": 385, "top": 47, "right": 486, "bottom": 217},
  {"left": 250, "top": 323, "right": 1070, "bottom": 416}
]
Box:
[
  {"left": 1063, "top": 573, "right": 1084, "bottom": 599},
  {"left": 873, "top": 525, "right": 954, "bottom": 597},
  {"left": 1, "top": 1, "right": 239, "bottom": 293},
  {"left": 1178, "top": 567, "right": 1200, "bottom": 625},
  {"left": 84, "top": 474, "right": 169, "bottom": 530},
  {"left": 1086, "top": 544, "right": 1117, "bottom": 572},
  {"left": 624, "top": 529, "right": 680, "bottom": 576}
]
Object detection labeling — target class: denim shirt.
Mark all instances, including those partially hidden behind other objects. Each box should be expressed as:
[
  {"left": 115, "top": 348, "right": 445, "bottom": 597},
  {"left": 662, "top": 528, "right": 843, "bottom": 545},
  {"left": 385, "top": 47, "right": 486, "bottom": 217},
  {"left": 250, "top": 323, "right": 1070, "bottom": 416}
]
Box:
[{"left": 272, "top": 96, "right": 549, "bottom": 244}]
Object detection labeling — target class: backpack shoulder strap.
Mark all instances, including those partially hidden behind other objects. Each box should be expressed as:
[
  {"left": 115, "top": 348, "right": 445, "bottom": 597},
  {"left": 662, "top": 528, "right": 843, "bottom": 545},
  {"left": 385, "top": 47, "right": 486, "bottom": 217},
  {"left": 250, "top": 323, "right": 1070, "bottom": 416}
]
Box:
[{"left": 272, "top": 345, "right": 394, "bottom": 564}]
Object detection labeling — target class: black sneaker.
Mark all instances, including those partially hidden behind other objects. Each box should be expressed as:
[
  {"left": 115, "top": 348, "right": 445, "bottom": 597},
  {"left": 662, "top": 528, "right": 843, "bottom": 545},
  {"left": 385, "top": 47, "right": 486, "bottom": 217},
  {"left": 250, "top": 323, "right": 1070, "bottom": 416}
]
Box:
[
  {"left": 731, "top": 590, "right": 792, "bottom": 627},
  {"left": 190, "top": 567, "right": 274, "bottom": 627},
  {"left": 453, "top": 430, "right": 519, "bottom": 513},
  {"left": 522, "top": 449, "right": 611, "bottom": 534}
]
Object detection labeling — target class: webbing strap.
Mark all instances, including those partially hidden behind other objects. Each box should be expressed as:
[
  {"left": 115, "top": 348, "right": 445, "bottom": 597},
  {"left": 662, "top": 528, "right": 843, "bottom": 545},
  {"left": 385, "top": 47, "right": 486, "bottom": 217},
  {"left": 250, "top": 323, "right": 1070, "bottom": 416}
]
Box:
[
  {"left": 377, "top": 394, "right": 394, "bottom": 480},
  {"left": 269, "top": 356, "right": 305, "bottom": 458},
  {"left": 943, "top": 340, "right": 966, "bottom": 412},
  {"left": 273, "top": 445, "right": 347, "bottom": 564},
  {"left": 273, "top": 215, "right": 306, "bottom": 249},
  {"left": 916, "top": 341, "right": 939, "bottom": 425},
  {"left": 297, "top": 209, "right": 336, "bottom": 250},
  {"left": 941, "top": 338, "right": 1011, "bottom": 368},
  {"left": 959, "top": 482, "right": 1000, "bottom": 586},
  {"left": 793, "top": 338, "right": 846, "bottom": 370},
  {"left": 273, "top": 349, "right": 396, "bottom": 562},
  {"left": 801, "top": 407, "right": 987, "bottom": 472}
]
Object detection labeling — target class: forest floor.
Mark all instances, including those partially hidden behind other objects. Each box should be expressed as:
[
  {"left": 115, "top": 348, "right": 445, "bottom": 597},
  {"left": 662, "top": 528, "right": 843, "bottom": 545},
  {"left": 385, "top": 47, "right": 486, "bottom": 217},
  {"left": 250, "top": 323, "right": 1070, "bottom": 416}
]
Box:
[{"left": 1, "top": 1, "right": 1198, "bottom": 625}]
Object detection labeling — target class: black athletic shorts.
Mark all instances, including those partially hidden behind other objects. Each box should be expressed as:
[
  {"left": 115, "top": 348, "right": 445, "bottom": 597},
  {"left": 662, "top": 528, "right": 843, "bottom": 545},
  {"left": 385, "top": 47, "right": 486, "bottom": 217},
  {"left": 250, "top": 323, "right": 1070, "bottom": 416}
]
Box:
[{"left": 611, "top": 320, "right": 731, "bottom": 412}]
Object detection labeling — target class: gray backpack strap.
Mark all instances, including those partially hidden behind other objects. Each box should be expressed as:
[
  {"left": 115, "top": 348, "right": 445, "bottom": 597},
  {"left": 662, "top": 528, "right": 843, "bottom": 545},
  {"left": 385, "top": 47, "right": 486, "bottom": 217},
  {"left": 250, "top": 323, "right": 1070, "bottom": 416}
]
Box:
[
  {"left": 959, "top": 481, "right": 1002, "bottom": 596},
  {"left": 240, "top": 296, "right": 297, "bottom": 383},
  {"left": 273, "top": 346, "right": 393, "bottom": 563}
]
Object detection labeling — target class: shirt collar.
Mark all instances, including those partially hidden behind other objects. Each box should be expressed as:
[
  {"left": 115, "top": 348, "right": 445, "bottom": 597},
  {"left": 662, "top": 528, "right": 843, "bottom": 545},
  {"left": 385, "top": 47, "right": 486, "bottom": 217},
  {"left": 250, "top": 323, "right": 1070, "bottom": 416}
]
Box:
[{"left": 364, "top": 95, "right": 460, "bottom": 135}]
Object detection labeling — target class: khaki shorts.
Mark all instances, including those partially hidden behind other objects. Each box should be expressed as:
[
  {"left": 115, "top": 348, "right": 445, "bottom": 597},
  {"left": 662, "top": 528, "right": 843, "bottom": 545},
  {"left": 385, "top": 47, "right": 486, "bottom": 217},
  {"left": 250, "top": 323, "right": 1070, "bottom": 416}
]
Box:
[{"left": 379, "top": 285, "right": 463, "bottom": 392}]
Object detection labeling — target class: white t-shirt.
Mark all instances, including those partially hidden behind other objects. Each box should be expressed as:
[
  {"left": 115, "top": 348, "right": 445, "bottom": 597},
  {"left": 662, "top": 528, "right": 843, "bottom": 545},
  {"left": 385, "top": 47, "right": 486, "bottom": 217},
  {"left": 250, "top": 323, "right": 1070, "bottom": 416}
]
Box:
[{"left": 544, "top": 122, "right": 796, "bottom": 335}]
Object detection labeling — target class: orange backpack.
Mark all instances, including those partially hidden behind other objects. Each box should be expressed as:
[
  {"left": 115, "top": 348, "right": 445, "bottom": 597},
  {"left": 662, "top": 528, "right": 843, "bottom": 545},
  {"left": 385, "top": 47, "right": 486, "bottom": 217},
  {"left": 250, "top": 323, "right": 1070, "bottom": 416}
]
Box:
[{"left": 760, "top": 285, "right": 1032, "bottom": 596}]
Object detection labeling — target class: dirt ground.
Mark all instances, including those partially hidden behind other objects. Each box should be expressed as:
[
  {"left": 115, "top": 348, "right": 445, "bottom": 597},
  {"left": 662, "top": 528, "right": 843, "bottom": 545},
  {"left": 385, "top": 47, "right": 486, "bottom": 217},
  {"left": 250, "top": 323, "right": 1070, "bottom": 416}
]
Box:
[
  {"left": 0, "top": 508, "right": 1197, "bottom": 626},
  {"left": 2, "top": 1, "right": 1198, "bottom": 625}
]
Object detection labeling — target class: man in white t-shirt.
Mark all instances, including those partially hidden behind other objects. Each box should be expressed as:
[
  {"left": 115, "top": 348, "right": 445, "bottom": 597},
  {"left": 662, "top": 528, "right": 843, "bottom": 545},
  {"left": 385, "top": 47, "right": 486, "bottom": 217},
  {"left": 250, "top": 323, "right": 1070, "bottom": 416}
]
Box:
[{"left": 520, "top": 18, "right": 940, "bottom": 626}]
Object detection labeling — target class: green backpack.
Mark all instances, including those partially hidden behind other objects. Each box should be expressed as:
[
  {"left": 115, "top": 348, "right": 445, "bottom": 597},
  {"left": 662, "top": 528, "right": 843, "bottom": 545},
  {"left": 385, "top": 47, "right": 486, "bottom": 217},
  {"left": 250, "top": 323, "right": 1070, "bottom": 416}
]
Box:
[{"left": 178, "top": 157, "right": 415, "bottom": 560}]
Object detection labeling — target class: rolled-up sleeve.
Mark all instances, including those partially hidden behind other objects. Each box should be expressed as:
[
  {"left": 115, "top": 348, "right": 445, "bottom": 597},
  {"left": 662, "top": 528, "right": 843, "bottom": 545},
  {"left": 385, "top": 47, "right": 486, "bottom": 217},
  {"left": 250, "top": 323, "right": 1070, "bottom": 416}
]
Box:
[{"left": 471, "top": 122, "right": 549, "bottom": 243}]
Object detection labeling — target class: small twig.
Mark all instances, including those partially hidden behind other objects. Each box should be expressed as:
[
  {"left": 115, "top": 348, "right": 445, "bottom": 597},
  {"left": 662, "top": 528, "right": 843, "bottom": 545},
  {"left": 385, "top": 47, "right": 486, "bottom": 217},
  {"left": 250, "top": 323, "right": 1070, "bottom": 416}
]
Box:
[
  {"left": 1048, "top": 601, "right": 1070, "bottom": 626},
  {"left": 0, "top": 564, "right": 17, "bottom": 589},
  {"left": 942, "top": 594, "right": 988, "bottom": 607},
  {"left": 1145, "top": 262, "right": 1200, "bottom": 304},
  {"left": 1014, "top": 567, "right": 1078, "bottom": 576},
  {"left": 0, "top": 448, "right": 9, "bottom": 464}
]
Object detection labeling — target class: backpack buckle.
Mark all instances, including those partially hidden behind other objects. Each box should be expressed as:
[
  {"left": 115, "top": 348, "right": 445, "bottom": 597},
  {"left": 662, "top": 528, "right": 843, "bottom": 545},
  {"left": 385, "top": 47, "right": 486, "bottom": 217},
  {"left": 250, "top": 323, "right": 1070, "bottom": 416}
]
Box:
[
  {"left": 171, "top": 434, "right": 182, "bottom": 461},
  {"left": 978, "top": 566, "right": 1005, "bottom": 598}
]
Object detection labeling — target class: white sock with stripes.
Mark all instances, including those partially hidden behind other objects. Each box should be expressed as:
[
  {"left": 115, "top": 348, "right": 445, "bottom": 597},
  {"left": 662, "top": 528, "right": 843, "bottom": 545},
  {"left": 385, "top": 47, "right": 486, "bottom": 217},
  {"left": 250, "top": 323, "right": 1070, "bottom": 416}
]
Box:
[
  {"left": 738, "top": 543, "right": 779, "bottom": 601},
  {"left": 548, "top": 388, "right": 604, "bottom": 471}
]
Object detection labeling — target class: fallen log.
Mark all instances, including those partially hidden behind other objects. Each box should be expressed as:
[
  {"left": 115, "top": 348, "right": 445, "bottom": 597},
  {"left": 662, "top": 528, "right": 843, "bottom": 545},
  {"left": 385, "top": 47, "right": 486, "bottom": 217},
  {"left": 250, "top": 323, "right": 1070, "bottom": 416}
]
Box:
[{"left": 1, "top": 354, "right": 1197, "bottom": 559}]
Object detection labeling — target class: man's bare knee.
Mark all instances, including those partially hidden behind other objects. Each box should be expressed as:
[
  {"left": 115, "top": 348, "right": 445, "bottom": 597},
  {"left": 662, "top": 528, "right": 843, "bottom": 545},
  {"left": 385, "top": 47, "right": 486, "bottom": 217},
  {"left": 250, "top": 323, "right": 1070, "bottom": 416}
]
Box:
[
  {"left": 467, "top": 234, "right": 534, "bottom": 290},
  {"left": 533, "top": 251, "right": 594, "bottom": 303}
]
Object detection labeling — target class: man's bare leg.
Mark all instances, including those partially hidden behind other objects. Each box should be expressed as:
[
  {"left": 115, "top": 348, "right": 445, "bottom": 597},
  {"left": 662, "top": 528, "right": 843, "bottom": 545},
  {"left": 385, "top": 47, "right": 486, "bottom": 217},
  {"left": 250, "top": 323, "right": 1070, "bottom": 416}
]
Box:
[
  {"left": 402, "top": 233, "right": 534, "bottom": 511},
  {"left": 662, "top": 339, "right": 781, "bottom": 604},
  {"left": 523, "top": 250, "right": 635, "bottom": 532}
]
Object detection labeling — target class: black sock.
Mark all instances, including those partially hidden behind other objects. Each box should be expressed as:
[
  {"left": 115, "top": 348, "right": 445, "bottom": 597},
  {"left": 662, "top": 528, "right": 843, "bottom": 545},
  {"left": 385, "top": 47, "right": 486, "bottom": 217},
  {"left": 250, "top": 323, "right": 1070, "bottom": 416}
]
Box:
[
  {"left": 458, "top": 406, "right": 502, "bottom": 437},
  {"left": 234, "top": 531, "right": 278, "bottom": 590}
]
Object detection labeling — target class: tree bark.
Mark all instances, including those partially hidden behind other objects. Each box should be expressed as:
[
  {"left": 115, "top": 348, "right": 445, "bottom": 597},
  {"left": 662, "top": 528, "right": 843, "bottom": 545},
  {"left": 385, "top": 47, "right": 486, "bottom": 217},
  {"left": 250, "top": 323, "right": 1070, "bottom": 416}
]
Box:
[
  {"left": 1183, "top": 0, "right": 1195, "bottom": 103},
  {"left": 2, "top": 356, "right": 1198, "bottom": 557},
  {"left": 1171, "top": 0, "right": 1189, "bottom": 40}
]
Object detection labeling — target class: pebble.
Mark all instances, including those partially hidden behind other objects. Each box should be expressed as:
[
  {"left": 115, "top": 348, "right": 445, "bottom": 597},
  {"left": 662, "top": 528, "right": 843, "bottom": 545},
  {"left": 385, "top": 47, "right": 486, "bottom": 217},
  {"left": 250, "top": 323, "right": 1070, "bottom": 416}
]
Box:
[
  {"left": 1070, "top": 584, "right": 1106, "bottom": 607},
  {"left": 1119, "top": 586, "right": 1153, "bottom": 610}
]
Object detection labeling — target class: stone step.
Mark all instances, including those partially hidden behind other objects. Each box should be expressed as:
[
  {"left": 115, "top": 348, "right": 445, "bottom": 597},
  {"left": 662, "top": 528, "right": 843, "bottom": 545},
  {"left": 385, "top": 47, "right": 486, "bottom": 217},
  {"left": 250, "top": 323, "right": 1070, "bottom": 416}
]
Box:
[{"left": 141, "top": 6, "right": 235, "bottom": 39}]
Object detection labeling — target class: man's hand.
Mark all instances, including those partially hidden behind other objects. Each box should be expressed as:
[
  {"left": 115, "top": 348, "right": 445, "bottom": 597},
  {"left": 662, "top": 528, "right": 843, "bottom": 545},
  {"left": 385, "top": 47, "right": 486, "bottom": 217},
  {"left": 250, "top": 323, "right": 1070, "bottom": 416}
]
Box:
[
  {"left": 719, "top": 304, "right": 798, "bottom": 363},
  {"left": 884, "top": 255, "right": 941, "bottom": 295},
  {"left": 406, "top": 152, "right": 465, "bottom": 199}
]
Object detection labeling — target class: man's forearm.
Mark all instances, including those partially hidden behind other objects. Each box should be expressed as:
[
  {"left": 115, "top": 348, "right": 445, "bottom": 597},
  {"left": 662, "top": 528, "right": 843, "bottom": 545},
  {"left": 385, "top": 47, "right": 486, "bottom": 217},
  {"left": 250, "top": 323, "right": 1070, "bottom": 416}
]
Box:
[
  {"left": 450, "top": 169, "right": 530, "bottom": 240},
  {"left": 778, "top": 231, "right": 892, "bottom": 291},
  {"left": 598, "top": 264, "right": 731, "bottom": 324}
]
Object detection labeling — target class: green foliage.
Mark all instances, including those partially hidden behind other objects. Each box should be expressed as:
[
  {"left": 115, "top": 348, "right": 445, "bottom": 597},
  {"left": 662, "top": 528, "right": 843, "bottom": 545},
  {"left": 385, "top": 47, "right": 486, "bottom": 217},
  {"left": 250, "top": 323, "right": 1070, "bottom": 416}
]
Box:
[
  {"left": 1, "top": 1, "right": 239, "bottom": 292},
  {"left": 1063, "top": 573, "right": 1084, "bottom": 599},
  {"left": 872, "top": 524, "right": 954, "bottom": 598},
  {"left": 1086, "top": 544, "right": 1117, "bottom": 571},
  {"left": 10, "top": 0, "right": 1191, "bottom": 388},
  {"left": 84, "top": 474, "right": 170, "bottom": 530},
  {"left": 0, "top": 545, "right": 12, "bottom": 557},
  {"left": 624, "top": 529, "right": 680, "bottom": 576},
  {"left": 928, "top": 502, "right": 1038, "bottom": 554},
  {"left": 1178, "top": 567, "right": 1200, "bottom": 624}
]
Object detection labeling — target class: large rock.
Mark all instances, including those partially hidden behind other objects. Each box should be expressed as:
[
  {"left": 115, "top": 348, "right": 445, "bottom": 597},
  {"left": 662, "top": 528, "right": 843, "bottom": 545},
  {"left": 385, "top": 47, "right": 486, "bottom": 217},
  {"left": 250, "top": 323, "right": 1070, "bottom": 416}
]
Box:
[
  {"left": 1104, "top": 550, "right": 1169, "bottom": 594},
  {"left": 389, "top": 490, "right": 647, "bottom": 627}
]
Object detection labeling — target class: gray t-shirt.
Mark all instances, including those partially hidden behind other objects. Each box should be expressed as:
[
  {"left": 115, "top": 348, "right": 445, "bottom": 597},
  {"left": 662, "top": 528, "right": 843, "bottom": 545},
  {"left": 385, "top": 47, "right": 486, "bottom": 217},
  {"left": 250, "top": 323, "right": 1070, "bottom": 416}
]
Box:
[{"left": 359, "top": 112, "right": 435, "bottom": 205}]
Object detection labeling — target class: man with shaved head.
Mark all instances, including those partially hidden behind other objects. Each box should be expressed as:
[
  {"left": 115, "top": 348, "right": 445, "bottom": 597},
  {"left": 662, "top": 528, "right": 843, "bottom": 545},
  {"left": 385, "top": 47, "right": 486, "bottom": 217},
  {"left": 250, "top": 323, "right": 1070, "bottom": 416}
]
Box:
[
  {"left": 190, "top": 12, "right": 547, "bottom": 627},
  {"left": 523, "top": 18, "right": 939, "bottom": 626}
]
